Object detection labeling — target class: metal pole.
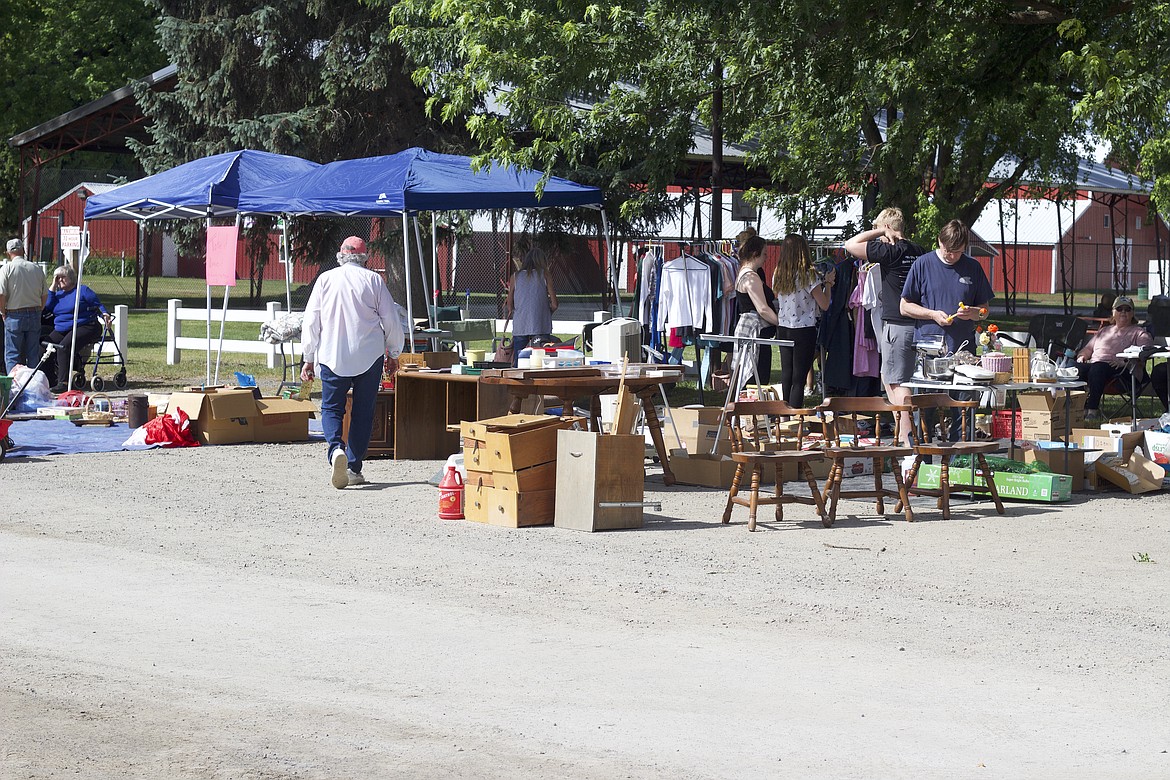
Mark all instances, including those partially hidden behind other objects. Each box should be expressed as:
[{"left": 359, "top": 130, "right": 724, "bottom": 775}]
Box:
[
  {"left": 413, "top": 214, "right": 434, "bottom": 328},
  {"left": 601, "top": 209, "right": 619, "bottom": 312},
  {"left": 214, "top": 284, "right": 231, "bottom": 386},
  {"left": 401, "top": 212, "right": 415, "bottom": 352},
  {"left": 205, "top": 214, "right": 213, "bottom": 386},
  {"left": 66, "top": 224, "right": 90, "bottom": 392},
  {"left": 282, "top": 217, "right": 292, "bottom": 312},
  {"left": 432, "top": 213, "right": 440, "bottom": 311}
]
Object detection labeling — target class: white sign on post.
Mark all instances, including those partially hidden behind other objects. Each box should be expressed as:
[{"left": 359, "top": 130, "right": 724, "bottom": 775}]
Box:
[{"left": 60, "top": 226, "right": 82, "bottom": 251}]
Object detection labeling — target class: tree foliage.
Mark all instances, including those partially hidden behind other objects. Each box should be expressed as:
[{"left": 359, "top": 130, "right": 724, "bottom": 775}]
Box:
[
  {"left": 389, "top": 0, "right": 1170, "bottom": 239},
  {"left": 0, "top": 0, "right": 165, "bottom": 232},
  {"left": 136, "top": 0, "right": 462, "bottom": 303}
]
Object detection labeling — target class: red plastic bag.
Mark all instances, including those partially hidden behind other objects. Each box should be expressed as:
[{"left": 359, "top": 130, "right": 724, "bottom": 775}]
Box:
[
  {"left": 56, "top": 390, "right": 89, "bottom": 408},
  {"left": 142, "top": 408, "right": 200, "bottom": 448}
]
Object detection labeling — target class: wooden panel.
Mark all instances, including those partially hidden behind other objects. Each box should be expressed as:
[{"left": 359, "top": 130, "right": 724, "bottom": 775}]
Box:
[
  {"left": 394, "top": 372, "right": 450, "bottom": 459},
  {"left": 394, "top": 372, "right": 511, "bottom": 460},
  {"left": 465, "top": 481, "right": 491, "bottom": 523},
  {"left": 554, "top": 430, "right": 644, "bottom": 532},
  {"left": 342, "top": 390, "right": 394, "bottom": 458}
]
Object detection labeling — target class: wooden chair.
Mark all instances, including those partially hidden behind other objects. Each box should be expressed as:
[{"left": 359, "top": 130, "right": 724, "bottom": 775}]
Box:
[
  {"left": 817, "top": 397, "right": 914, "bottom": 525},
  {"left": 897, "top": 394, "right": 1005, "bottom": 520},
  {"left": 721, "top": 400, "right": 827, "bottom": 531}
]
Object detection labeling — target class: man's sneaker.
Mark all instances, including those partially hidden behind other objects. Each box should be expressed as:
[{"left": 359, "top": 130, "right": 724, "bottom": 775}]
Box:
[
  {"left": 330, "top": 450, "right": 348, "bottom": 489},
  {"left": 347, "top": 470, "right": 367, "bottom": 487}
]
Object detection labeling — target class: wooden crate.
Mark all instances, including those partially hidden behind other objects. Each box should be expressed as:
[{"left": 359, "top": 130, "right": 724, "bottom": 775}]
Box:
[
  {"left": 465, "top": 460, "right": 556, "bottom": 492},
  {"left": 554, "top": 430, "right": 645, "bottom": 532},
  {"left": 462, "top": 414, "right": 582, "bottom": 472},
  {"left": 465, "top": 482, "right": 556, "bottom": 527}
]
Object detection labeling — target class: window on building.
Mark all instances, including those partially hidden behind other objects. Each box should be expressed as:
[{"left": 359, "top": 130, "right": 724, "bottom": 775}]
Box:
[{"left": 1103, "top": 213, "right": 1111, "bottom": 227}]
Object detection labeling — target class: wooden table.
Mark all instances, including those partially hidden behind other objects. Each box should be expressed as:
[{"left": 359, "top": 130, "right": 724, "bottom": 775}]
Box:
[
  {"left": 393, "top": 370, "right": 512, "bottom": 460},
  {"left": 478, "top": 367, "right": 684, "bottom": 485}
]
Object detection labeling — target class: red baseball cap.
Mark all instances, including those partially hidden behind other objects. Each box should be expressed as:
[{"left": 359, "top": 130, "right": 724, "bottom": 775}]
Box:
[{"left": 340, "top": 236, "right": 367, "bottom": 254}]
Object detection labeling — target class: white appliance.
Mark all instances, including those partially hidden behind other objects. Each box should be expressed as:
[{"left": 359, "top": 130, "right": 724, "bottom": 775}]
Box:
[{"left": 592, "top": 317, "right": 642, "bottom": 364}]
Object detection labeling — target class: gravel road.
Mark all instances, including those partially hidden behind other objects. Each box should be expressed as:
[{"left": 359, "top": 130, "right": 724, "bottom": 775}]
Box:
[{"left": 2, "top": 437, "right": 1169, "bottom": 778}]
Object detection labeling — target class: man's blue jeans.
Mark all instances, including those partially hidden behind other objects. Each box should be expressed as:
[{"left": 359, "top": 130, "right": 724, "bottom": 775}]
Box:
[
  {"left": 4, "top": 309, "right": 42, "bottom": 371},
  {"left": 319, "top": 357, "right": 383, "bottom": 474}
]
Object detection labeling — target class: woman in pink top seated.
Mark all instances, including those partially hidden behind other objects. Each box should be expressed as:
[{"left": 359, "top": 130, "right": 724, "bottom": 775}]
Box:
[{"left": 1075, "top": 295, "right": 1153, "bottom": 420}]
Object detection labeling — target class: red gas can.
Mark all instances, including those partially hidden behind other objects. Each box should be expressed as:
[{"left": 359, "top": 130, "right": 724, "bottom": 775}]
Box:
[{"left": 437, "top": 465, "right": 464, "bottom": 519}]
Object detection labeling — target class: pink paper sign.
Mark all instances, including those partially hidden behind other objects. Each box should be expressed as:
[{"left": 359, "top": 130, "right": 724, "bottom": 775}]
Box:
[{"left": 206, "top": 225, "right": 238, "bottom": 286}]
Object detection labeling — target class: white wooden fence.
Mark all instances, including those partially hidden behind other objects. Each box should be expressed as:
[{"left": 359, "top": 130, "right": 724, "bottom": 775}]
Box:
[{"left": 166, "top": 299, "right": 301, "bottom": 367}]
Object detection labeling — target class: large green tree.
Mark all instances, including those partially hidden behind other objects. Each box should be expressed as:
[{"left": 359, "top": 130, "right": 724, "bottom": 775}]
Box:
[
  {"left": 389, "top": 0, "right": 1170, "bottom": 239},
  {"left": 0, "top": 0, "right": 164, "bottom": 233},
  {"left": 135, "top": 0, "right": 460, "bottom": 303}
]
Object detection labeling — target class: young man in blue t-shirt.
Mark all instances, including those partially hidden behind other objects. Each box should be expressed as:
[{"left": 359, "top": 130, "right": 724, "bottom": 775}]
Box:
[
  {"left": 900, "top": 219, "right": 994, "bottom": 444},
  {"left": 900, "top": 220, "right": 994, "bottom": 354}
]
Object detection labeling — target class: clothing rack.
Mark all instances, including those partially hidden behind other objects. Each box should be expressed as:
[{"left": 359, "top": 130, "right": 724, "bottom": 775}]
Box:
[{"left": 701, "top": 332, "right": 795, "bottom": 454}]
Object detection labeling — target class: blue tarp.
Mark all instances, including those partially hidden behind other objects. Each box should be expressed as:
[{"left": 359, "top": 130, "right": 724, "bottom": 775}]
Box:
[
  {"left": 236, "top": 147, "right": 602, "bottom": 215},
  {"left": 84, "top": 150, "right": 321, "bottom": 221}
]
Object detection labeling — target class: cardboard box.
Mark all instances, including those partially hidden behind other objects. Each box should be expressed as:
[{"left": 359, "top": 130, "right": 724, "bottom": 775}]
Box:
[
  {"left": 915, "top": 463, "right": 1072, "bottom": 503},
  {"left": 168, "top": 387, "right": 258, "bottom": 445},
  {"left": 1095, "top": 451, "right": 1165, "bottom": 494},
  {"left": 1101, "top": 419, "right": 1162, "bottom": 435},
  {"left": 1022, "top": 445, "right": 1094, "bottom": 490},
  {"left": 687, "top": 423, "right": 734, "bottom": 456},
  {"left": 666, "top": 407, "right": 733, "bottom": 456},
  {"left": 671, "top": 405, "right": 725, "bottom": 428},
  {"left": 1017, "top": 390, "right": 1086, "bottom": 441},
  {"left": 1143, "top": 431, "right": 1170, "bottom": 470},
  {"left": 669, "top": 452, "right": 783, "bottom": 489},
  {"left": 1067, "top": 428, "right": 1146, "bottom": 465},
  {"left": 253, "top": 397, "right": 316, "bottom": 442},
  {"left": 554, "top": 430, "right": 645, "bottom": 531}
]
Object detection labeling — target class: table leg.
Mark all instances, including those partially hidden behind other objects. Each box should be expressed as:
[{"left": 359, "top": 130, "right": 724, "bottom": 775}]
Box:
[
  {"left": 1131, "top": 362, "right": 1138, "bottom": 426},
  {"left": 640, "top": 390, "right": 675, "bottom": 485},
  {"left": 1063, "top": 386, "right": 1071, "bottom": 475}
]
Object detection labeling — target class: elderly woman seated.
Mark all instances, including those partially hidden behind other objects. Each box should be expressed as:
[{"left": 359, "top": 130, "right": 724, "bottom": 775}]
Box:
[
  {"left": 42, "top": 264, "right": 111, "bottom": 393},
  {"left": 1075, "top": 295, "right": 1152, "bottom": 421}
]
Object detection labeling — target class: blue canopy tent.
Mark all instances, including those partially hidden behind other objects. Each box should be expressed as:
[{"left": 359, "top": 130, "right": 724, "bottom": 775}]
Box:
[
  {"left": 80, "top": 150, "right": 321, "bottom": 387},
  {"left": 84, "top": 149, "right": 322, "bottom": 221},
  {"left": 236, "top": 147, "right": 608, "bottom": 338}
]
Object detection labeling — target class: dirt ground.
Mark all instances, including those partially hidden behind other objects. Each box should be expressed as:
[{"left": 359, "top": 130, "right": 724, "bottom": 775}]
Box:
[{"left": 2, "top": 431, "right": 1169, "bottom": 779}]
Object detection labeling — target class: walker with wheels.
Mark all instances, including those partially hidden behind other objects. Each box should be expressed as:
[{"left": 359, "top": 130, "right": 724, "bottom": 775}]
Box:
[{"left": 83, "top": 316, "right": 128, "bottom": 392}]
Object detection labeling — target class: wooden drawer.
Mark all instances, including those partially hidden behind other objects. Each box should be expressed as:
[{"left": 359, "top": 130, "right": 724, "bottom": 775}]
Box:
[
  {"left": 463, "top": 418, "right": 580, "bottom": 472},
  {"left": 465, "top": 460, "right": 556, "bottom": 492},
  {"left": 464, "top": 483, "right": 554, "bottom": 527}
]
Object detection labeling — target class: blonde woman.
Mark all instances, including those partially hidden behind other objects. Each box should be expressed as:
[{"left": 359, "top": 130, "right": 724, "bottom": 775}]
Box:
[{"left": 771, "top": 234, "right": 833, "bottom": 407}]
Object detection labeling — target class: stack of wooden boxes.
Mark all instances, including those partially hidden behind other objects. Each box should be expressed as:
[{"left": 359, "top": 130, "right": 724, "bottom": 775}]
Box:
[{"left": 462, "top": 414, "right": 580, "bottom": 527}]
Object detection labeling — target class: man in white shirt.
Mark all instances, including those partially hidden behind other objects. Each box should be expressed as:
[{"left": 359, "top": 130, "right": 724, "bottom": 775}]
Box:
[{"left": 301, "top": 237, "right": 405, "bottom": 489}]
